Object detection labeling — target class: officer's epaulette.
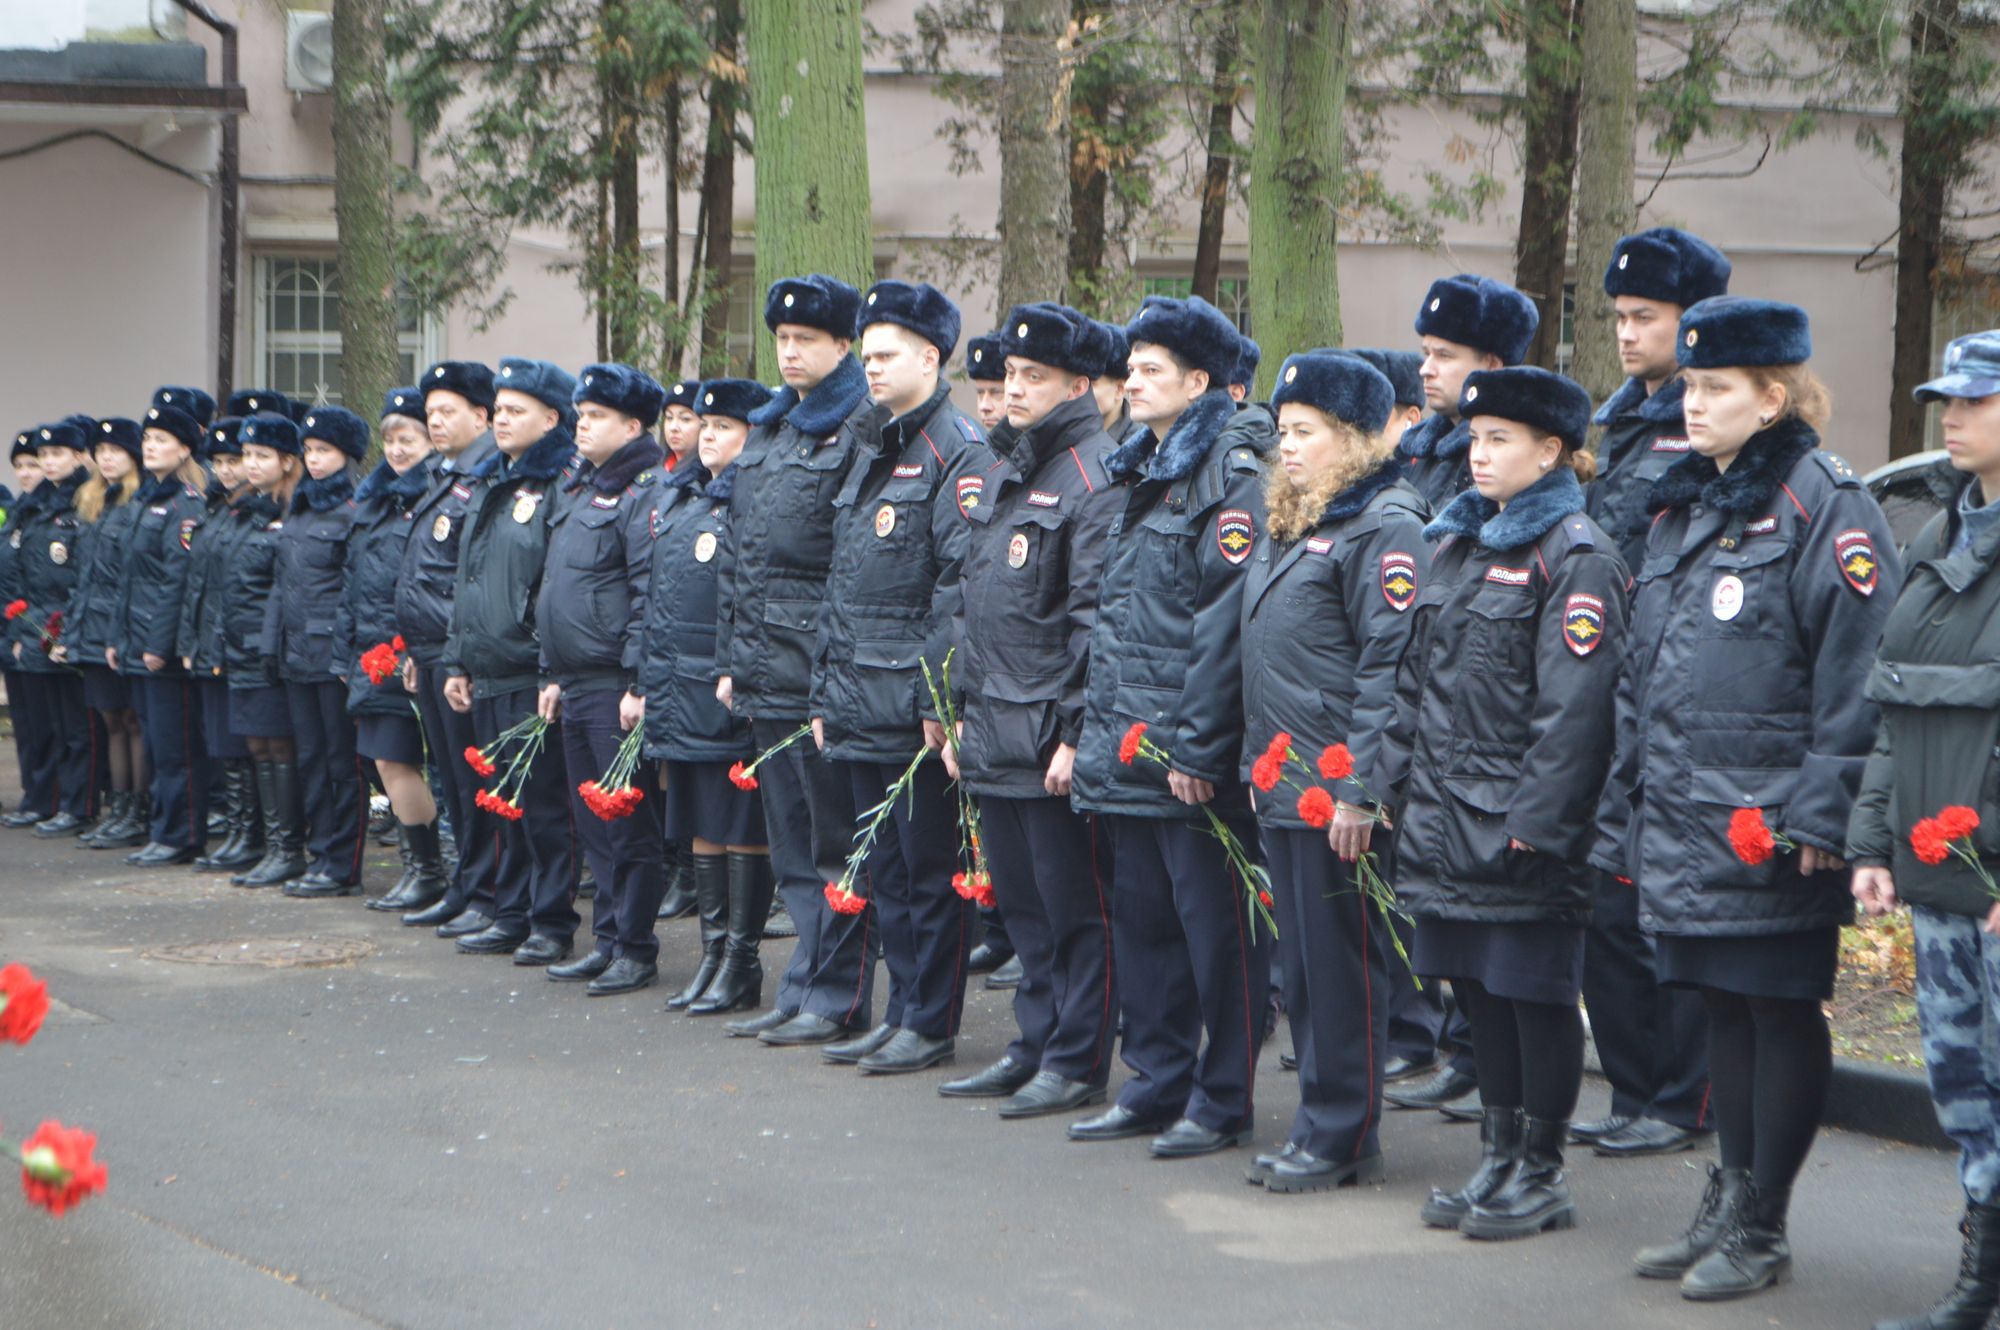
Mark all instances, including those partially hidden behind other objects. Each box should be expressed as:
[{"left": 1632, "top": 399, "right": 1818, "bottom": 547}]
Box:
[
  {"left": 1808, "top": 450, "right": 1860, "bottom": 487},
  {"left": 1226, "top": 446, "right": 1261, "bottom": 475},
  {"left": 1540, "top": 514, "right": 1598, "bottom": 563},
  {"left": 181, "top": 482, "right": 203, "bottom": 499}
]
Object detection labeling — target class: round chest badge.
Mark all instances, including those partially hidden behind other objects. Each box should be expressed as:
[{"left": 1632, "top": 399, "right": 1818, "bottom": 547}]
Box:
[
  {"left": 1711, "top": 573, "right": 1744, "bottom": 621},
  {"left": 694, "top": 531, "right": 718, "bottom": 563},
  {"left": 1007, "top": 532, "right": 1029, "bottom": 569},
  {"left": 511, "top": 492, "right": 539, "bottom": 524},
  {"left": 432, "top": 513, "right": 451, "bottom": 542},
  {"left": 874, "top": 504, "right": 896, "bottom": 538},
  {"left": 48, "top": 541, "right": 67, "bottom": 565}
]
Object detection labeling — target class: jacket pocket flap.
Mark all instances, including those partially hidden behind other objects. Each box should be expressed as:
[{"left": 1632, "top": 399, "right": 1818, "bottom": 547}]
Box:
[
  {"left": 1710, "top": 539, "right": 1791, "bottom": 571},
  {"left": 578, "top": 506, "right": 623, "bottom": 528},
  {"left": 1013, "top": 507, "right": 1066, "bottom": 531},
  {"left": 672, "top": 652, "right": 718, "bottom": 679},
  {"left": 854, "top": 639, "right": 919, "bottom": 670},
  {"left": 1466, "top": 588, "right": 1537, "bottom": 620},
  {"left": 983, "top": 670, "right": 1055, "bottom": 705},
  {"left": 879, "top": 478, "right": 932, "bottom": 504},
  {"left": 1440, "top": 774, "right": 1514, "bottom": 815},
  {"left": 1689, "top": 765, "right": 1800, "bottom": 808},
  {"left": 1866, "top": 660, "right": 2000, "bottom": 711},
  {"left": 761, "top": 598, "right": 817, "bottom": 632},
  {"left": 1112, "top": 680, "right": 1178, "bottom": 722}
]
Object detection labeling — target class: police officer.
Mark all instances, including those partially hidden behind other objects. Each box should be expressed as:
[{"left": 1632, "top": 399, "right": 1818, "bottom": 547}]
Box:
[
  {"left": 1226, "top": 333, "right": 1259, "bottom": 404},
  {"left": 0, "top": 432, "right": 55, "bottom": 822},
  {"left": 1068, "top": 294, "right": 1275, "bottom": 1157},
  {"left": 652, "top": 376, "right": 707, "bottom": 924},
  {"left": 1240, "top": 351, "right": 1429, "bottom": 1192},
  {"left": 442, "top": 358, "right": 581, "bottom": 959},
  {"left": 536, "top": 363, "right": 667, "bottom": 994},
  {"left": 1575, "top": 227, "right": 1733, "bottom": 1160},
  {"left": 5, "top": 422, "right": 94, "bottom": 832},
  {"left": 638, "top": 378, "right": 777, "bottom": 1013},
  {"left": 1397, "top": 275, "right": 1539, "bottom": 513},
  {"left": 713, "top": 274, "right": 876, "bottom": 1042},
  {"left": 808, "top": 279, "right": 988, "bottom": 1072},
  {"left": 1600, "top": 298, "right": 1900, "bottom": 1300},
  {"left": 398, "top": 361, "right": 503, "bottom": 935},
  {"left": 64, "top": 416, "right": 146, "bottom": 847},
  {"left": 964, "top": 331, "right": 1008, "bottom": 434},
  {"left": 1089, "top": 319, "right": 1135, "bottom": 442},
  {"left": 345, "top": 388, "right": 449, "bottom": 914},
  {"left": 940, "top": 302, "right": 1120, "bottom": 1114}
]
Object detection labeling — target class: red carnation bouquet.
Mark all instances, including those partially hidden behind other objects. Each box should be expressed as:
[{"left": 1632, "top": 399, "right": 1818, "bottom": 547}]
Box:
[
  {"left": 580, "top": 723, "right": 647, "bottom": 821},
  {"left": 1727, "top": 807, "right": 1797, "bottom": 867},
  {"left": 359, "top": 635, "right": 407, "bottom": 686},
  {"left": 1119, "top": 722, "right": 1278, "bottom": 941},
  {"left": 38, "top": 610, "right": 62, "bottom": 656},
  {"left": 466, "top": 714, "right": 551, "bottom": 822},
  {"left": 727, "top": 721, "right": 814, "bottom": 791},
  {"left": 1911, "top": 805, "right": 1997, "bottom": 895},
  {"left": 0, "top": 962, "right": 109, "bottom": 1219},
  {"left": 923, "top": 651, "right": 993, "bottom": 909},
  {"left": 2, "top": 599, "right": 24, "bottom": 621},
  {"left": 824, "top": 743, "right": 936, "bottom": 918}
]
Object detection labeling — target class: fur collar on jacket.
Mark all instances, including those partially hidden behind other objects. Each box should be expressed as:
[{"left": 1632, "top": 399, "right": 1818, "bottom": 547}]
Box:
[
  {"left": 1646, "top": 417, "right": 1820, "bottom": 517},
  {"left": 749, "top": 354, "right": 868, "bottom": 439},
  {"left": 1105, "top": 390, "right": 1237, "bottom": 482},
  {"left": 1424, "top": 465, "right": 1585, "bottom": 550}
]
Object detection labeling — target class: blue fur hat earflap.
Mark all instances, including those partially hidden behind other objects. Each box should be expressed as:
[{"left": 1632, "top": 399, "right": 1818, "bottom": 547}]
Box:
[
  {"left": 422, "top": 360, "right": 497, "bottom": 412},
  {"left": 573, "top": 362, "right": 667, "bottom": 428},
  {"left": 1677, "top": 297, "right": 1812, "bottom": 369},
  {"left": 1125, "top": 294, "right": 1241, "bottom": 384},
  {"left": 963, "top": 332, "right": 1006, "bottom": 383},
  {"left": 1414, "top": 274, "right": 1539, "bottom": 365},
  {"left": 1458, "top": 367, "right": 1594, "bottom": 452},
  {"left": 1001, "top": 303, "right": 1097, "bottom": 378},
  {"left": 301, "top": 405, "right": 372, "bottom": 461},
  {"left": 1604, "top": 227, "right": 1731, "bottom": 309},
  {"left": 143, "top": 403, "right": 204, "bottom": 452},
  {"left": 239, "top": 413, "right": 302, "bottom": 457},
  {"left": 151, "top": 386, "right": 215, "bottom": 429},
  {"left": 765, "top": 273, "right": 863, "bottom": 339},
  {"left": 1271, "top": 352, "right": 1396, "bottom": 434},
  {"left": 695, "top": 379, "right": 778, "bottom": 423},
  {"left": 859, "top": 280, "right": 962, "bottom": 358}
]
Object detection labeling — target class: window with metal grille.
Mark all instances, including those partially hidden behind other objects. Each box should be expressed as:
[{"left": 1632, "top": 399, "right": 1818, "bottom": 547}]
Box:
[{"left": 250, "top": 255, "right": 438, "bottom": 406}]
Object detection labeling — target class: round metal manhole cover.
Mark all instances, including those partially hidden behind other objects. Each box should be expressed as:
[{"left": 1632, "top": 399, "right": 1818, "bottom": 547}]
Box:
[{"left": 146, "top": 938, "right": 375, "bottom": 968}]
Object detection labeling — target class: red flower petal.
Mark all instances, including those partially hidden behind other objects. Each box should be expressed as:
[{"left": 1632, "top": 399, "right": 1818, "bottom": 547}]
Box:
[
  {"left": 727, "top": 761, "right": 757, "bottom": 790},
  {"left": 1297, "top": 787, "right": 1335, "bottom": 829},
  {"left": 0, "top": 963, "right": 50, "bottom": 1046},
  {"left": 1938, "top": 805, "right": 1981, "bottom": 843},
  {"left": 1318, "top": 744, "right": 1354, "bottom": 782},
  {"left": 3, "top": 599, "right": 26, "bottom": 621},
  {"left": 1913, "top": 817, "right": 1951, "bottom": 866},
  {"left": 1118, "top": 723, "right": 1147, "bottom": 766},
  {"left": 1728, "top": 807, "right": 1776, "bottom": 867},
  {"left": 19, "top": 1120, "right": 107, "bottom": 1217}
]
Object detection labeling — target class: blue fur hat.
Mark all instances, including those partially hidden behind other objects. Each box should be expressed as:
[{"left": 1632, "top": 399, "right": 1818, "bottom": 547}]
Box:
[
  {"left": 150, "top": 386, "right": 215, "bottom": 429},
  {"left": 860, "top": 280, "right": 962, "bottom": 358},
  {"left": 1001, "top": 303, "right": 1098, "bottom": 378},
  {"left": 1271, "top": 352, "right": 1396, "bottom": 434},
  {"left": 1676, "top": 297, "right": 1812, "bottom": 369},
  {"left": 1230, "top": 333, "right": 1261, "bottom": 389},
  {"left": 422, "top": 360, "right": 497, "bottom": 412},
  {"left": 764, "top": 273, "right": 863, "bottom": 339},
  {"left": 695, "top": 378, "right": 778, "bottom": 423},
  {"left": 239, "top": 413, "right": 301, "bottom": 457},
  {"left": 32, "top": 421, "right": 87, "bottom": 453},
  {"left": 663, "top": 379, "right": 703, "bottom": 414},
  {"left": 204, "top": 416, "right": 245, "bottom": 459},
  {"left": 1340, "top": 348, "right": 1424, "bottom": 408},
  {"left": 301, "top": 404, "right": 371, "bottom": 461},
  {"left": 493, "top": 357, "right": 577, "bottom": 415},
  {"left": 1125, "top": 294, "right": 1240, "bottom": 384},
  {"left": 963, "top": 332, "right": 1007, "bottom": 383},
  {"left": 573, "top": 362, "right": 666, "bottom": 428},
  {"left": 1091, "top": 320, "right": 1131, "bottom": 382},
  {"left": 143, "top": 403, "right": 204, "bottom": 452},
  {"left": 288, "top": 399, "right": 313, "bottom": 425},
  {"left": 1604, "top": 227, "right": 1731, "bottom": 309},
  {"left": 1414, "top": 275, "right": 1539, "bottom": 365},
  {"left": 1458, "top": 367, "right": 1594, "bottom": 453},
  {"left": 380, "top": 386, "right": 423, "bottom": 423},
  {"left": 226, "top": 389, "right": 292, "bottom": 420},
  {"left": 92, "top": 417, "right": 144, "bottom": 464}
]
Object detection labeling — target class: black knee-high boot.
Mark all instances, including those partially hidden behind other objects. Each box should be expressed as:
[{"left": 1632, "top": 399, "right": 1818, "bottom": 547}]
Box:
[
  {"left": 235, "top": 763, "right": 307, "bottom": 887},
  {"left": 657, "top": 839, "right": 698, "bottom": 919},
  {"left": 689, "top": 852, "right": 773, "bottom": 1016},
  {"left": 667, "top": 852, "right": 730, "bottom": 1010}
]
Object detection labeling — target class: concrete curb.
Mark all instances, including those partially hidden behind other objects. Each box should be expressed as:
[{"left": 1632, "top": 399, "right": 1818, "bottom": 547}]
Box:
[{"left": 1826, "top": 1055, "right": 1950, "bottom": 1151}]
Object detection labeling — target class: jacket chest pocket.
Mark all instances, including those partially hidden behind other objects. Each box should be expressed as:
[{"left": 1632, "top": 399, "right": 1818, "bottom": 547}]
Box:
[
  {"left": 1464, "top": 587, "right": 1537, "bottom": 678},
  {"left": 570, "top": 505, "right": 626, "bottom": 569},
  {"left": 861, "top": 477, "right": 933, "bottom": 560},
  {"left": 1698, "top": 539, "right": 1790, "bottom": 641},
  {"left": 1003, "top": 507, "right": 1065, "bottom": 591},
  {"left": 1133, "top": 502, "right": 1195, "bottom": 595},
  {"left": 305, "top": 524, "right": 347, "bottom": 574}
]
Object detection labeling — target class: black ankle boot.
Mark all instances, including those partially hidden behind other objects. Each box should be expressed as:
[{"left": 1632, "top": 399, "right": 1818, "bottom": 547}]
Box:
[
  {"left": 1635, "top": 1163, "right": 1750, "bottom": 1278},
  {"left": 657, "top": 839, "right": 697, "bottom": 919},
  {"left": 1462, "top": 1114, "right": 1575, "bottom": 1240},
  {"left": 370, "top": 820, "right": 449, "bottom": 912},
  {"left": 234, "top": 762, "right": 307, "bottom": 887},
  {"left": 1681, "top": 1180, "right": 1792, "bottom": 1301},
  {"left": 667, "top": 853, "right": 729, "bottom": 1010},
  {"left": 1421, "top": 1106, "right": 1522, "bottom": 1229},
  {"left": 91, "top": 791, "right": 149, "bottom": 848},
  {"left": 689, "top": 852, "right": 772, "bottom": 1016},
  {"left": 80, "top": 791, "right": 129, "bottom": 847},
  {"left": 1873, "top": 1201, "right": 2000, "bottom": 1329}
]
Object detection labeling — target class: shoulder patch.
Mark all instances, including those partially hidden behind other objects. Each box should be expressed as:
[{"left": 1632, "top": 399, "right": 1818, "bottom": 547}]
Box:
[
  {"left": 955, "top": 474, "right": 984, "bottom": 518},
  {"left": 1216, "top": 508, "right": 1255, "bottom": 565},
  {"left": 1227, "top": 447, "right": 1261, "bottom": 475},
  {"left": 1835, "top": 527, "right": 1879, "bottom": 596},
  {"left": 1381, "top": 552, "right": 1417, "bottom": 611},
  {"left": 179, "top": 517, "right": 197, "bottom": 551},
  {"left": 1305, "top": 536, "right": 1334, "bottom": 555},
  {"left": 893, "top": 463, "right": 925, "bottom": 479},
  {"left": 1563, "top": 593, "right": 1607, "bottom": 656}
]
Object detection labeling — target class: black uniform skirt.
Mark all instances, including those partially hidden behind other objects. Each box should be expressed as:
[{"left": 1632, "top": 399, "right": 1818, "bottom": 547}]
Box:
[
  {"left": 198, "top": 678, "right": 247, "bottom": 759},
  {"left": 663, "top": 759, "right": 765, "bottom": 846},
  {"left": 1656, "top": 927, "right": 1841, "bottom": 1002},
  {"left": 80, "top": 663, "right": 129, "bottom": 711},
  {"left": 355, "top": 710, "right": 426, "bottom": 766},
  {"left": 1415, "top": 917, "right": 1585, "bottom": 1007},
  {"left": 228, "top": 683, "right": 292, "bottom": 738}
]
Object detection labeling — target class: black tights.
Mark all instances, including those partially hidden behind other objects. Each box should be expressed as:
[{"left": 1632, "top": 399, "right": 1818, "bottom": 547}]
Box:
[
  {"left": 1701, "top": 987, "right": 1829, "bottom": 1194},
  {"left": 1459, "top": 978, "right": 1585, "bottom": 1122},
  {"left": 96, "top": 707, "right": 146, "bottom": 793},
  {"left": 245, "top": 735, "right": 296, "bottom": 765}
]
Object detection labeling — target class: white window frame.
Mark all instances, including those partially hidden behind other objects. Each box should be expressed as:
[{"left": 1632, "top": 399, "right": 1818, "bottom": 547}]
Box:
[{"left": 249, "top": 252, "right": 442, "bottom": 407}]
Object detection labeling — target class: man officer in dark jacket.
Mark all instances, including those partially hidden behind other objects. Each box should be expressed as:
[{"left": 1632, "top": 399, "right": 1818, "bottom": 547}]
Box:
[
  {"left": 1573, "top": 227, "right": 1730, "bottom": 1159},
  {"left": 1396, "top": 275, "right": 1540, "bottom": 513},
  {"left": 441, "top": 358, "right": 581, "bottom": 961},
  {"left": 1068, "top": 294, "right": 1275, "bottom": 1158},
  {"left": 537, "top": 364, "right": 667, "bottom": 995},
  {"left": 714, "top": 274, "right": 878, "bottom": 1043},
  {"left": 940, "top": 301, "right": 1120, "bottom": 1116}
]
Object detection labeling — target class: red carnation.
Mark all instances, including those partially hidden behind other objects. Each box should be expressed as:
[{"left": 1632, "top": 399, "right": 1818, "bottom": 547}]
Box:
[
  {"left": 824, "top": 881, "right": 866, "bottom": 915},
  {"left": 728, "top": 761, "right": 757, "bottom": 791},
  {"left": 1319, "top": 744, "right": 1354, "bottom": 782},
  {"left": 2, "top": 599, "right": 24, "bottom": 621},
  {"left": 965, "top": 871, "right": 996, "bottom": 909},
  {"left": 0, "top": 963, "right": 50, "bottom": 1045},
  {"left": 1257, "top": 888, "right": 1274, "bottom": 909},
  {"left": 1250, "top": 752, "right": 1284, "bottom": 794},
  {"left": 391, "top": 635, "right": 406, "bottom": 653},
  {"left": 1118, "top": 723, "right": 1148, "bottom": 766},
  {"left": 1913, "top": 817, "right": 1952, "bottom": 866},
  {"left": 1298, "top": 786, "right": 1335, "bottom": 829},
  {"left": 1938, "top": 806, "right": 1982, "bottom": 843},
  {"left": 495, "top": 797, "right": 523, "bottom": 823},
  {"left": 464, "top": 746, "right": 496, "bottom": 777},
  {"left": 19, "top": 1121, "right": 107, "bottom": 1217},
  {"left": 1728, "top": 807, "right": 1777, "bottom": 867}
]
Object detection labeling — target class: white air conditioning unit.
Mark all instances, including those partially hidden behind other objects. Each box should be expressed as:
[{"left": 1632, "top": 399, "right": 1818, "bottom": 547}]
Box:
[{"left": 285, "top": 11, "right": 335, "bottom": 94}]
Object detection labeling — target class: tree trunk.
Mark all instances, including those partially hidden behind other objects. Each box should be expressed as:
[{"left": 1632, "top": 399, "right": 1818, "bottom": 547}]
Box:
[
  {"left": 1191, "top": 1, "right": 1241, "bottom": 305},
  {"left": 663, "top": 73, "right": 684, "bottom": 368},
  {"left": 1512, "top": 0, "right": 1582, "bottom": 371},
  {"left": 743, "top": 0, "right": 873, "bottom": 378},
  {"left": 1248, "top": 0, "right": 1348, "bottom": 396},
  {"left": 697, "top": 0, "right": 743, "bottom": 376},
  {"left": 603, "top": 0, "right": 643, "bottom": 362},
  {"left": 998, "top": 0, "right": 1072, "bottom": 314},
  {"left": 329, "top": 0, "right": 398, "bottom": 437},
  {"left": 1889, "top": 0, "right": 1959, "bottom": 460},
  {"left": 1066, "top": 0, "right": 1107, "bottom": 314},
  {"left": 1571, "top": 0, "right": 1635, "bottom": 406}
]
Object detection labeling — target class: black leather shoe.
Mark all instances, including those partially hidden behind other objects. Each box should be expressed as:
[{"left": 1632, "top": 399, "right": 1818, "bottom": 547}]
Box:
[
  {"left": 1150, "top": 1118, "right": 1245, "bottom": 1159},
  {"left": 32, "top": 811, "right": 88, "bottom": 838},
  {"left": 999, "top": 1071, "right": 1106, "bottom": 1120},
  {"left": 967, "top": 940, "right": 1013, "bottom": 974},
  {"left": 436, "top": 909, "right": 493, "bottom": 939},
  {"left": 1384, "top": 1064, "right": 1478, "bottom": 1110},
  {"left": 724, "top": 1007, "right": 796, "bottom": 1038},
  {"left": 822, "top": 1022, "right": 896, "bottom": 1065},
  {"left": 1570, "top": 1112, "right": 1636, "bottom": 1145},
  {"left": 938, "top": 1056, "right": 1036, "bottom": 1098},
  {"left": 587, "top": 957, "right": 659, "bottom": 996},
  {"left": 128, "top": 842, "right": 200, "bottom": 867},
  {"left": 762, "top": 895, "right": 796, "bottom": 940},
  {"left": 455, "top": 924, "right": 528, "bottom": 955},
  {"left": 1383, "top": 1053, "right": 1439, "bottom": 1083},
  {"left": 546, "top": 948, "right": 610, "bottom": 980},
  {"left": 1595, "top": 1118, "right": 1711, "bottom": 1158},
  {"left": 984, "top": 954, "right": 1024, "bottom": 990},
  {"left": 1069, "top": 1104, "right": 1177, "bottom": 1143},
  {"left": 1264, "top": 1150, "right": 1386, "bottom": 1194},
  {"left": 1278, "top": 1050, "right": 1298, "bottom": 1072},
  {"left": 760, "top": 1013, "right": 859, "bottom": 1047},
  {"left": 1439, "top": 1100, "right": 1482, "bottom": 1124},
  {"left": 1, "top": 809, "right": 47, "bottom": 828},
  {"left": 1245, "top": 1142, "right": 1300, "bottom": 1186},
  {"left": 858, "top": 1029, "right": 955, "bottom": 1074},
  {"left": 284, "top": 872, "right": 361, "bottom": 898},
  {"left": 514, "top": 934, "right": 576, "bottom": 968}
]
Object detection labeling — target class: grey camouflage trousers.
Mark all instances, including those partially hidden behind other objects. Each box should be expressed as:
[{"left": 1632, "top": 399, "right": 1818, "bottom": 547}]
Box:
[{"left": 1915, "top": 903, "right": 2000, "bottom": 1204}]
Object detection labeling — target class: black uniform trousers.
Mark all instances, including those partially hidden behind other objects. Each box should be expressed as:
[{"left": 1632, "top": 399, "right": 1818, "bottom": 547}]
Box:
[
  {"left": 135, "top": 673, "right": 207, "bottom": 849},
  {"left": 980, "top": 794, "right": 1115, "bottom": 1085},
  {"left": 13, "top": 670, "right": 88, "bottom": 819},
  {"left": 1268, "top": 828, "right": 1391, "bottom": 1163},
  {"left": 842, "top": 757, "right": 971, "bottom": 1040},
  {"left": 753, "top": 717, "right": 877, "bottom": 1028},
  {"left": 414, "top": 662, "right": 498, "bottom": 920},
  {"left": 1106, "top": 811, "right": 1273, "bottom": 1134},
  {"left": 1582, "top": 869, "right": 1712, "bottom": 1128},
  {"left": 473, "top": 685, "right": 579, "bottom": 941},
  {"left": 285, "top": 679, "right": 365, "bottom": 881},
  {"left": 562, "top": 688, "right": 666, "bottom": 961}
]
